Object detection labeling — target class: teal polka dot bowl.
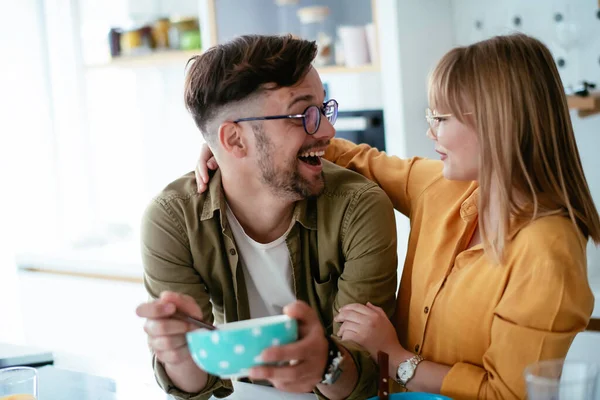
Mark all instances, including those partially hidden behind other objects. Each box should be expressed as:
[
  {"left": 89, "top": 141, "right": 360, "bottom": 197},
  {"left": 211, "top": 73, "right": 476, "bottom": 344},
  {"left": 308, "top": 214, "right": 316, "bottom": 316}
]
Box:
[
  {"left": 186, "top": 315, "right": 298, "bottom": 378},
  {"left": 368, "top": 393, "right": 452, "bottom": 400}
]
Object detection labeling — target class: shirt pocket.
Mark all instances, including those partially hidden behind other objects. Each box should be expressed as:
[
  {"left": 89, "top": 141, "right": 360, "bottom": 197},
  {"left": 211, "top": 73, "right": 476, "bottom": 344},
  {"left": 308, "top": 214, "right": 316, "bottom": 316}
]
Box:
[{"left": 313, "top": 273, "right": 337, "bottom": 331}]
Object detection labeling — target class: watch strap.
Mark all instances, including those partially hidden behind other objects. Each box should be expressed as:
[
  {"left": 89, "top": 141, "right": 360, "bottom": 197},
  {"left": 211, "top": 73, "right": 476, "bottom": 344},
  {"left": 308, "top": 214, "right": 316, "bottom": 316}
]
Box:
[
  {"left": 320, "top": 336, "right": 344, "bottom": 385},
  {"left": 396, "top": 354, "right": 424, "bottom": 388}
]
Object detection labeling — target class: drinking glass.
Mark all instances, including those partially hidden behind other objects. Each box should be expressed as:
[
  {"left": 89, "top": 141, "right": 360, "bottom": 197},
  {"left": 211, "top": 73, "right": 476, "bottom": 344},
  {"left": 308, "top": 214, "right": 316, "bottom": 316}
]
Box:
[
  {"left": 524, "top": 359, "right": 598, "bottom": 400},
  {"left": 0, "top": 367, "right": 38, "bottom": 400}
]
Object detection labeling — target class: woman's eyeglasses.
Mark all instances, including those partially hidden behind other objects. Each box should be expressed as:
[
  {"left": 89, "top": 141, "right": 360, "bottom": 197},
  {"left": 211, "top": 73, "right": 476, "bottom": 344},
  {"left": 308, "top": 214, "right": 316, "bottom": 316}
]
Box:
[
  {"left": 234, "top": 99, "right": 339, "bottom": 135},
  {"left": 425, "top": 108, "right": 473, "bottom": 138}
]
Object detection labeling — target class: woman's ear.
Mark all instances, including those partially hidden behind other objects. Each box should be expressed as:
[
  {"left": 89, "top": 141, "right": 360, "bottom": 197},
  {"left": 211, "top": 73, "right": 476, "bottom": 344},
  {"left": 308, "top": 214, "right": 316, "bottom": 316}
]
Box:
[{"left": 218, "top": 121, "right": 247, "bottom": 158}]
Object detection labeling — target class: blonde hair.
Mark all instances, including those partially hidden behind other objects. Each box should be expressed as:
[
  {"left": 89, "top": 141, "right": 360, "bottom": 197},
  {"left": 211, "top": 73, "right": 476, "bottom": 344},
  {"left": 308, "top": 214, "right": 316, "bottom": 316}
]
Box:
[{"left": 428, "top": 33, "right": 600, "bottom": 263}]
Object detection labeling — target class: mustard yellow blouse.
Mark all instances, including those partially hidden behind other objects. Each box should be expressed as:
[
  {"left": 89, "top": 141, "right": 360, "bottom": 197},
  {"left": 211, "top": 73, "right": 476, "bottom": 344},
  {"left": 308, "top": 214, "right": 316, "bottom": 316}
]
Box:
[{"left": 325, "top": 138, "right": 594, "bottom": 399}]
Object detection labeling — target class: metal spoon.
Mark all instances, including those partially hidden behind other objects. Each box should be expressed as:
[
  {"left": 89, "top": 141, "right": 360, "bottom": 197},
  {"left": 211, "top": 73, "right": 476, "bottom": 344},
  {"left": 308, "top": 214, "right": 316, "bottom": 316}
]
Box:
[{"left": 174, "top": 311, "right": 216, "bottom": 330}]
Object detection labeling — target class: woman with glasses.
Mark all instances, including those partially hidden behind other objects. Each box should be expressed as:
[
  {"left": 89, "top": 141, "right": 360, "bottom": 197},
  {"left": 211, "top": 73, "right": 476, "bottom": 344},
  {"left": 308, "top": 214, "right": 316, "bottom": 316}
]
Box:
[{"left": 195, "top": 33, "right": 599, "bottom": 399}]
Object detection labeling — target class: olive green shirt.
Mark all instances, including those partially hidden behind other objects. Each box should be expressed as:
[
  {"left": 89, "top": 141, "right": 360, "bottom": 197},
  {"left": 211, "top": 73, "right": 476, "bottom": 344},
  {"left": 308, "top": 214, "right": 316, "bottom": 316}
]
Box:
[{"left": 141, "top": 160, "right": 398, "bottom": 400}]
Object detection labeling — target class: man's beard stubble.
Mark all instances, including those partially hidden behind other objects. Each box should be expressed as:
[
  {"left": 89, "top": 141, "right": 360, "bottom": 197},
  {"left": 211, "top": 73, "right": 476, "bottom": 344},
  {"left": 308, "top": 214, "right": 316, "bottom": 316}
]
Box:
[{"left": 252, "top": 124, "right": 325, "bottom": 199}]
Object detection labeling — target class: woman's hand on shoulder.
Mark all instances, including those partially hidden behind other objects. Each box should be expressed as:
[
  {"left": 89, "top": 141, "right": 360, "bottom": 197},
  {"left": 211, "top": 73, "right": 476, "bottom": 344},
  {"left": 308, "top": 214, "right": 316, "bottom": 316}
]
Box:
[{"left": 194, "top": 143, "right": 219, "bottom": 193}]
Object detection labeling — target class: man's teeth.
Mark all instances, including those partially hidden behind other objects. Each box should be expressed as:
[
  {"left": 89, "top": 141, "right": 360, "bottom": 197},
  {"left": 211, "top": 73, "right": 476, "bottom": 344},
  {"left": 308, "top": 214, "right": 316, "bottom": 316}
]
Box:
[{"left": 299, "top": 150, "right": 325, "bottom": 158}]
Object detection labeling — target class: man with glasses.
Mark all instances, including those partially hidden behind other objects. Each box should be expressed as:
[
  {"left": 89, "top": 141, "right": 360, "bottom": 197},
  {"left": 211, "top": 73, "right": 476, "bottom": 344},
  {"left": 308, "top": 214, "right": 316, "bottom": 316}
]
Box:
[{"left": 136, "top": 35, "right": 398, "bottom": 400}]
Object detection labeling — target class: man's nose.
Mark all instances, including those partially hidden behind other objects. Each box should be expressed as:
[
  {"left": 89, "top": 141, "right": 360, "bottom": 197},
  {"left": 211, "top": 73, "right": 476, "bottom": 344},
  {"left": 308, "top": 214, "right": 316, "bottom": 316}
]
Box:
[{"left": 313, "top": 116, "right": 335, "bottom": 140}]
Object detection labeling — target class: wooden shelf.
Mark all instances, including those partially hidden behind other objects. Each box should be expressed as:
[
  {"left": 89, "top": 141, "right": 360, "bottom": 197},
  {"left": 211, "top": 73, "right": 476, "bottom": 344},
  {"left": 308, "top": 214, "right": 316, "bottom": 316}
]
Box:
[
  {"left": 84, "top": 50, "right": 202, "bottom": 69},
  {"left": 567, "top": 92, "right": 600, "bottom": 118},
  {"left": 317, "top": 64, "right": 380, "bottom": 74},
  {"left": 85, "top": 50, "right": 380, "bottom": 75}
]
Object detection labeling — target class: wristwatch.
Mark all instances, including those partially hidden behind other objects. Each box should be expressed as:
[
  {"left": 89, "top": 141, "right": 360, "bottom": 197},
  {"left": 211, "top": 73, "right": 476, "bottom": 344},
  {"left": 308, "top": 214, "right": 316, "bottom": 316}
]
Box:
[
  {"left": 395, "top": 354, "right": 424, "bottom": 388},
  {"left": 320, "top": 336, "right": 344, "bottom": 385}
]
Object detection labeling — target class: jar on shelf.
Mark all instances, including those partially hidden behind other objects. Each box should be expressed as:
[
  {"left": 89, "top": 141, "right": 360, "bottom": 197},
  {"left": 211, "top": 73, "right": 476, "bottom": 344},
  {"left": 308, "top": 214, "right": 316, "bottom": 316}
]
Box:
[
  {"left": 297, "top": 6, "right": 333, "bottom": 66},
  {"left": 152, "top": 18, "right": 171, "bottom": 49},
  {"left": 169, "top": 17, "right": 201, "bottom": 50},
  {"left": 120, "top": 25, "right": 153, "bottom": 56},
  {"left": 275, "top": 0, "right": 299, "bottom": 36}
]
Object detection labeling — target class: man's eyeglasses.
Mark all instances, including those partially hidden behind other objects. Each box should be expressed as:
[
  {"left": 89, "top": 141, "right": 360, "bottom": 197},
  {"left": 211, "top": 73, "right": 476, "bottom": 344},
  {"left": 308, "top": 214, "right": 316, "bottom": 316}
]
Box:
[
  {"left": 234, "top": 99, "right": 339, "bottom": 135},
  {"left": 425, "top": 107, "right": 473, "bottom": 138}
]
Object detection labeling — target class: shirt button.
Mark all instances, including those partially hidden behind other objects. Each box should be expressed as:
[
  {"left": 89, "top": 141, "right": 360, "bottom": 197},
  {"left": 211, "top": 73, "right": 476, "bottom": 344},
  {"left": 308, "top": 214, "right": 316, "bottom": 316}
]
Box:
[
  {"left": 229, "top": 248, "right": 236, "bottom": 256},
  {"left": 424, "top": 306, "right": 429, "bottom": 314},
  {"left": 414, "top": 344, "right": 420, "bottom": 353}
]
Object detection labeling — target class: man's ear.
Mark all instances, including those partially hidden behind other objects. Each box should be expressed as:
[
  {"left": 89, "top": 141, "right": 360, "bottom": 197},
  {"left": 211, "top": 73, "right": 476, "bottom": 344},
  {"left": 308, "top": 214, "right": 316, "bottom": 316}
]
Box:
[{"left": 218, "top": 121, "right": 247, "bottom": 158}]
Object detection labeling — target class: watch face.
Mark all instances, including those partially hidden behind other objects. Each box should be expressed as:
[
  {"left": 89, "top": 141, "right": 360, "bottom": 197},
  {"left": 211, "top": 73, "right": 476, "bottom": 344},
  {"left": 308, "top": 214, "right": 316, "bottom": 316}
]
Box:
[{"left": 398, "top": 362, "right": 414, "bottom": 381}]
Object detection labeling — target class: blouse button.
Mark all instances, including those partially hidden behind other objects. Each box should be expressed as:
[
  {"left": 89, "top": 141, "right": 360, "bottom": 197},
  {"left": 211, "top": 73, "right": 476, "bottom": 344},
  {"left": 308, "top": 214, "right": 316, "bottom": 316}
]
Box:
[
  {"left": 414, "top": 344, "right": 420, "bottom": 353},
  {"left": 424, "top": 306, "right": 429, "bottom": 314}
]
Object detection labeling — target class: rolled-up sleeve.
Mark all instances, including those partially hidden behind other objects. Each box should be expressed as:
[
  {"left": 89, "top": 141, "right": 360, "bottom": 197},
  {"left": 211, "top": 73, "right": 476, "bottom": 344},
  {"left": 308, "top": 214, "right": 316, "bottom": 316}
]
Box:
[
  {"left": 141, "top": 198, "right": 234, "bottom": 399},
  {"left": 441, "top": 255, "right": 594, "bottom": 400}
]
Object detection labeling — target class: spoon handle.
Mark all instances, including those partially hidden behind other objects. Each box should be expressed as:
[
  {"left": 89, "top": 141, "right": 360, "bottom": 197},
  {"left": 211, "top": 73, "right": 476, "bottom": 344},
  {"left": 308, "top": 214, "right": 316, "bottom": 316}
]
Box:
[{"left": 174, "top": 311, "right": 216, "bottom": 330}]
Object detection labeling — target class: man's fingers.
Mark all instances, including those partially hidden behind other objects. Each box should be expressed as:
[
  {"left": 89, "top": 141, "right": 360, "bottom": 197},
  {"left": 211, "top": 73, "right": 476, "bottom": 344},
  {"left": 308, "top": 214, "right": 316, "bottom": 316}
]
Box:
[
  {"left": 136, "top": 301, "right": 175, "bottom": 319},
  {"left": 159, "top": 291, "right": 204, "bottom": 321},
  {"left": 283, "top": 301, "right": 319, "bottom": 328},
  {"left": 249, "top": 361, "right": 311, "bottom": 383},
  {"left": 144, "top": 318, "right": 191, "bottom": 336},
  {"left": 260, "top": 336, "right": 314, "bottom": 364},
  {"left": 149, "top": 335, "right": 188, "bottom": 351},
  {"left": 249, "top": 361, "right": 321, "bottom": 393},
  {"left": 155, "top": 348, "right": 192, "bottom": 365}
]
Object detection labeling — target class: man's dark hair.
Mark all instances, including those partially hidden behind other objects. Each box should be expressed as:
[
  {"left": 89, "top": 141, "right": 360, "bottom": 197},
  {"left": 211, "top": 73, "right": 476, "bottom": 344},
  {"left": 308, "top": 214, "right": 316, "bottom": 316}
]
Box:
[{"left": 184, "top": 34, "right": 317, "bottom": 142}]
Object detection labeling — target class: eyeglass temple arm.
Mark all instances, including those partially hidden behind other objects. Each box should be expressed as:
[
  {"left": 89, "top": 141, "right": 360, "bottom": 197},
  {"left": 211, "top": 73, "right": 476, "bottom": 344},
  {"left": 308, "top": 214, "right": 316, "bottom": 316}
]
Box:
[{"left": 234, "top": 114, "right": 304, "bottom": 123}]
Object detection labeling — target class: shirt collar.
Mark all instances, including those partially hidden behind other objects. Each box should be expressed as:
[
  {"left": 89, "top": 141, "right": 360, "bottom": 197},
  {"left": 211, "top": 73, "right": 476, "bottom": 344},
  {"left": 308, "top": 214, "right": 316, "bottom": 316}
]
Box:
[{"left": 460, "top": 187, "right": 532, "bottom": 239}]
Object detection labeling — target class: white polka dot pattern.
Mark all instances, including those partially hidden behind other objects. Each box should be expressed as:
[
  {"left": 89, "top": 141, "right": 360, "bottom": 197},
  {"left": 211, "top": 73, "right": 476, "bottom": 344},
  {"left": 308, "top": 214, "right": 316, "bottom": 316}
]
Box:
[{"left": 234, "top": 345, "right": 245, "bottom": 354}]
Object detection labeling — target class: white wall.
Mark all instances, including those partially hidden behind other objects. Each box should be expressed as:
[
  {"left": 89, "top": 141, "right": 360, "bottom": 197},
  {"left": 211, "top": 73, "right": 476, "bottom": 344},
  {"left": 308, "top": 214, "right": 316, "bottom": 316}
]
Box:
[{"left": 376, "top": 0, "right": 456, "bottom": 266}]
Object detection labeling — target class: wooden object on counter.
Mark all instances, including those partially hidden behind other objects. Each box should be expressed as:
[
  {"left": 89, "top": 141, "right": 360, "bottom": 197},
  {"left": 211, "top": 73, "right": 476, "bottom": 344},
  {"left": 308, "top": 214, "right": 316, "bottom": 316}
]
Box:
[
  {"left": 378, "top": 351, "right": 390, "bottom": 400},
  {"left": 567, "top": 91, "right": 600, "bottom": 118},
  {"left": 587, "top": 317, "right": 600, "bottom": 332}
]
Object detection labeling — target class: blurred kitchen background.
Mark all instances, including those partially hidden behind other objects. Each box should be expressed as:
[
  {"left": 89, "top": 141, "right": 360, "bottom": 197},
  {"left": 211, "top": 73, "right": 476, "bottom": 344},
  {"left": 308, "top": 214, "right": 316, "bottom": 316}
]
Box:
[{"left": 0, "top": 0, "right": 599, "bottom": 392}]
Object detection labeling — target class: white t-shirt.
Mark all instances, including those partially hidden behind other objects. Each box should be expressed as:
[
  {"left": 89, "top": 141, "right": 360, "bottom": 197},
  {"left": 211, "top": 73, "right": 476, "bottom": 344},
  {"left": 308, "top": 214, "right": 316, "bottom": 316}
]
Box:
[{"left": 226, "top": 205, "right": 296, "bottom": 319}]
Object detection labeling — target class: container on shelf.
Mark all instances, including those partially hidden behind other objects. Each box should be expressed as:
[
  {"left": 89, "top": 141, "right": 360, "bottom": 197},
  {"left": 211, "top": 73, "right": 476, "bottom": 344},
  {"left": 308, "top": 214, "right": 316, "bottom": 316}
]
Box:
[
  {"left": 365, "top": 23, "right": 378, "bottom": 64},
  {"left": 275, "top": 0, "right": 300, "bottom": 36},
  {"left": 152, "top": 18, "right": 171, "bottom": 49},
  {"left": 108, "top": 28, "right": 122, "bottom": 57},
  {"left": 169, "top": 17, "right": 201, "bottom": 50},
  {"left": 118, "top": 21, "right": 155, "bottom": 57},
  {"left": 297, "top": 6, "right": 333, "bottom": 66},
  {"left": 337, "top": 25, "right": 370, "bottom": 67}
]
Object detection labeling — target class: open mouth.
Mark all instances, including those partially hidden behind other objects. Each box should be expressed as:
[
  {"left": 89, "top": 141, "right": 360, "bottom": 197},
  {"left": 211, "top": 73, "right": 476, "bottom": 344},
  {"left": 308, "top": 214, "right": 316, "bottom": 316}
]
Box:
[{"left": 298, "top": 150, "right": 325, "bottom": 166}]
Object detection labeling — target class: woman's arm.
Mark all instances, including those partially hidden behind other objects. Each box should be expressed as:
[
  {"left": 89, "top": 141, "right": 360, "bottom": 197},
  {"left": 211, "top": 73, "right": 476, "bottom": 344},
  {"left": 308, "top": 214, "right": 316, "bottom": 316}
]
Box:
[
  {"left": 324, "top": 138, "right": 442, "bottom": 216},
  {"left": 336, "top": 236, "right": 594, "bottom": 399},
  {"left": 336, "top": 303, "right": 451, "bottom": 394}
]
